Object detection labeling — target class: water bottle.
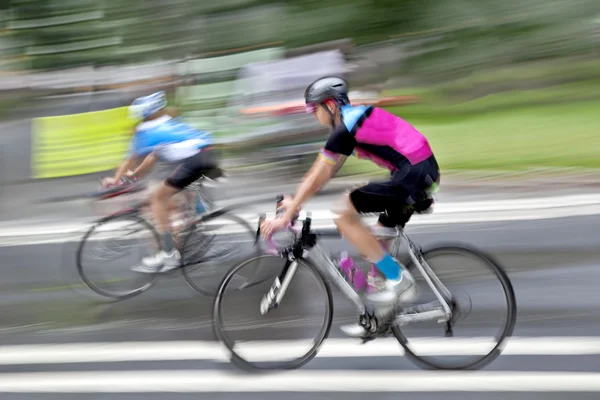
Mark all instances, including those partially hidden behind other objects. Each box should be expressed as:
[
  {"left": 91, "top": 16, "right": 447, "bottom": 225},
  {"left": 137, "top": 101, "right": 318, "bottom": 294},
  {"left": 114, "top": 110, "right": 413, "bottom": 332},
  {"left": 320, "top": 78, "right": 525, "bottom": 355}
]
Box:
[
  {"left": 337, "top": 251, "right": 368, "bottom": 292},
  {"left": 337, "top": 252, "right": 385, "bottom": 294}
]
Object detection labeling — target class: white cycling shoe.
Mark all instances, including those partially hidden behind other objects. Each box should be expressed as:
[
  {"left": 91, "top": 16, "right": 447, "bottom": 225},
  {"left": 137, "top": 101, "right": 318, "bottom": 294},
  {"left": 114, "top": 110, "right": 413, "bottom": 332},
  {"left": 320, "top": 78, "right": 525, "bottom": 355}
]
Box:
[
  {"left": 131, "top": 250, "right": 181, "bottom": 274},
  {"left": 341, "top": 269, "right": 418, "bottom": 338}
]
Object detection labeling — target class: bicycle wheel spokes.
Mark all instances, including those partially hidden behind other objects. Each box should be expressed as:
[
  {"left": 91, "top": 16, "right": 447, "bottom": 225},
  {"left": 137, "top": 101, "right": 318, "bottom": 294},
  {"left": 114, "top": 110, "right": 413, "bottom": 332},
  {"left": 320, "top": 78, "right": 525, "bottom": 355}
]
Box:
[
  {"left": 77, "top": 214, "right": 160, "bottom": 300},
  {"left": 393, "top": 246, "right": 517, "bottom": 370},
  {"left": 182, "top": 213, "right": 262, "bottom": 296},
  {"left": 214, "top": 255, "right": 333, "bottom": 371}
]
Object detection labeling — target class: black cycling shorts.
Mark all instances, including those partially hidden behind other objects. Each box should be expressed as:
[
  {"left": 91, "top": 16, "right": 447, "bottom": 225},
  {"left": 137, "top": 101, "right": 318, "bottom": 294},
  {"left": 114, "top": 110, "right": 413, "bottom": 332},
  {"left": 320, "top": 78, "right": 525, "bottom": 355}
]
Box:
[
  {"left": 165, "top": 147, "right": 219, "bottom": 190},
  {"left": 349, "top": 155, "right": 440, "bottom": 228}
]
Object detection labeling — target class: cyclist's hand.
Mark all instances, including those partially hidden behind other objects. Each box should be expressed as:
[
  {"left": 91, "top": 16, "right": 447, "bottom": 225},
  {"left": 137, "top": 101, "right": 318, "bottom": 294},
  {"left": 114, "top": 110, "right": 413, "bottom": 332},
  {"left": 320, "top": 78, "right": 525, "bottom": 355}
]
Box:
[
  {"left": 260, "top": 217, "right": 290, "bottom": 240},
  {"left": 101, "top": 177, "right": 117, "bottom": 187},
  {"left": 276, "top": 195, "right": 299, "bottom": 214}
]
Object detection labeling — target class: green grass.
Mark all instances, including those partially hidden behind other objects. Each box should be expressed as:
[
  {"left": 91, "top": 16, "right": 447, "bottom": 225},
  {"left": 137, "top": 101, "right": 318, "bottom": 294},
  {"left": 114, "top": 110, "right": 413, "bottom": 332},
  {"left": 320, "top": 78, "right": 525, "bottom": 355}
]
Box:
[
  {"left": 414, "top": 100, "right": 599, "bottom": 170},
  {"left": 383, "top": 80, "right": 600, "bottom": 123},
  {"left": 337, "top": 84, "right": 600, "bottom": 174}
]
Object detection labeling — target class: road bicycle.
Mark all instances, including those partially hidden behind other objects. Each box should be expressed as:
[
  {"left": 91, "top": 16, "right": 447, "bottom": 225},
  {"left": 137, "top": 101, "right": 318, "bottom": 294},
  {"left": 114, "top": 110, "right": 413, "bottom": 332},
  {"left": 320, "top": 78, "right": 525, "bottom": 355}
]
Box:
[
  {"left": 76, "top": 169, "right": 265, "bottom": 299},
  {"left": 213, "top": 196, "right": 517, "bottom": 371}
]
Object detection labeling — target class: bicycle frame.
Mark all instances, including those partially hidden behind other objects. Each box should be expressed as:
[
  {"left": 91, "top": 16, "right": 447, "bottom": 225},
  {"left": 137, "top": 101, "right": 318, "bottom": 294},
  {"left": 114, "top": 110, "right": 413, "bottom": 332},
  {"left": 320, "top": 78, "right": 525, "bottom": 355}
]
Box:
[
  {"left": 103, "top": 179, "right": 215, "bottom": 223},
  {"left": 263, "top": 216, "right": 454, "bottom": 330},
  {"left": 186, "top": 181, "right": 216, "bottom": 212}
]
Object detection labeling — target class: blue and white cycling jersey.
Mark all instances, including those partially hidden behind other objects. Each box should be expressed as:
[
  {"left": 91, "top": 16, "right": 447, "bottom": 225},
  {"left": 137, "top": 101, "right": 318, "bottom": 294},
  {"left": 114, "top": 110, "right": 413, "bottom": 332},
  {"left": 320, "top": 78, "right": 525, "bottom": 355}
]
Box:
[{"left": 128, "top": 115, "right": 213, "bottom": 162}]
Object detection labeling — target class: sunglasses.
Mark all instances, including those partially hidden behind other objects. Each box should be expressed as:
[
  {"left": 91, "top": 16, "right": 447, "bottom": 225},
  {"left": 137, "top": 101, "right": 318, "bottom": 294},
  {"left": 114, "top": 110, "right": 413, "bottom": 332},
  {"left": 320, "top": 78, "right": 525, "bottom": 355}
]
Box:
[{"left": 305, "top": 103, "right": 317, "bottom": 114}]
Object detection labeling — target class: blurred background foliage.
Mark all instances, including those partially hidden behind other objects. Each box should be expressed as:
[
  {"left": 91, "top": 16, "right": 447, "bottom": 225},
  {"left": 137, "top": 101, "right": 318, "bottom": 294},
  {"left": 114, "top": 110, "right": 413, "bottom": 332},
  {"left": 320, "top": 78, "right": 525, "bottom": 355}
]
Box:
[
  {"left": 2, "top": 0, "right": 597, "bottom": 75},
  {"left": 0, "top": 0, "right": 598, "bottom": 175}
]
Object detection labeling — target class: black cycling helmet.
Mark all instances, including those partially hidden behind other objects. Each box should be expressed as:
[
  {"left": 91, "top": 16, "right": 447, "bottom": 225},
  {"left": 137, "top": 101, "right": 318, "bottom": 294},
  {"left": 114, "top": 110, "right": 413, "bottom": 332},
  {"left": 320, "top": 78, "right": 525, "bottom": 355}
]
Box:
[{"left": 304, "top": 76, "right": 350, "bottom": 106}]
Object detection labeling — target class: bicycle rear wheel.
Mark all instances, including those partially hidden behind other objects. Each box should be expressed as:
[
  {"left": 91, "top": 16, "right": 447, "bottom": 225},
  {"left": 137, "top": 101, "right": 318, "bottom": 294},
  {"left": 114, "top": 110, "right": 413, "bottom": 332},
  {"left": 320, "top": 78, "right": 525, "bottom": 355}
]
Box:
[
  {"left": 181, "top": 212, "right": 264, "bottom": 296},
  {"left": 392, "top": 244, "right": 517, "bottom": 370},
  {"left": 76, "top": 212, "right": 160, "bottom": 300},
  {"left": 213, "top": 254, "right": 333, "bottom": 371}
]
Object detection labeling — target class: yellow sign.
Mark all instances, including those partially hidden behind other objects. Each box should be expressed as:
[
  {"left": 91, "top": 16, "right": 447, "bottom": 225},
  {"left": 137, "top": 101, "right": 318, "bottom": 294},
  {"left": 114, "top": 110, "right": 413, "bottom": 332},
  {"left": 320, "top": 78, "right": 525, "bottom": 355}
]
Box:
[{"left": 32, "top": 107, "right": 136, "bottom": 179}]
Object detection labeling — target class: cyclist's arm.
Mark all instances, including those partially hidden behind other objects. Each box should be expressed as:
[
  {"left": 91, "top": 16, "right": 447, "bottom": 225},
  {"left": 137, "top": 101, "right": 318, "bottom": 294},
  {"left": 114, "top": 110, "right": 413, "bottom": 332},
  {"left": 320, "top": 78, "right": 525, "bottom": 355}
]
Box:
[
  {"left": 299, "top": 152, "right": 344, "bottom": 187},
  {"left": 113, "top": 157, "right": 137, "bottom": 181},
  {"left": 329, "top": 155, "right": 346, "bottom": 178},
  {"left": 122, "top": 130, "right": 158, "bottom": 179},
  {"left": 283, "top": 153, "right": 346, "bottom": 220},
  {"left": 282, "top": 127, "right": 355, "bottom": 221},
  {"left": 111, "top": 128, "right": 139, "bottom": 181},
  {"left": 299, "top": 158, "right": 318, "bottom": 184},
  {"left": 132, "top": 152, "right": 158, "bottom": 178}
]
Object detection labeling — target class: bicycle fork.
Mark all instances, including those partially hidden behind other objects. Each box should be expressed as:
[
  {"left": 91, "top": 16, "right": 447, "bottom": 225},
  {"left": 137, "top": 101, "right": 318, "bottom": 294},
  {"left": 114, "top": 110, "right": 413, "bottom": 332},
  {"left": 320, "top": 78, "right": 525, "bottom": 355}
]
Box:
[{"left": 260, "top": 259, "right": 299, "bottom": 315}]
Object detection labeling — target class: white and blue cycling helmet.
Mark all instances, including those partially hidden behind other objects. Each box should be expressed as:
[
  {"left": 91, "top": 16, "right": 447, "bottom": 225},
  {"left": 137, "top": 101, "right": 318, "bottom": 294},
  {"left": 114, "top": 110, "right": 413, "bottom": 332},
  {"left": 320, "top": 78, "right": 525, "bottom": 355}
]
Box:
[{"left": 128, "top": 91, "right": 167, "bottom": 120}]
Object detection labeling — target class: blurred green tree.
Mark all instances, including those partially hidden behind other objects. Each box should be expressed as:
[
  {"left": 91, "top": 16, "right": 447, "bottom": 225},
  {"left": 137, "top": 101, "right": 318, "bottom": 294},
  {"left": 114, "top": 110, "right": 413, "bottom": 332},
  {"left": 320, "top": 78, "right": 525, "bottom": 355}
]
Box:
[{"left": 2, "top": 0, "right": 597, "bottom": 79}]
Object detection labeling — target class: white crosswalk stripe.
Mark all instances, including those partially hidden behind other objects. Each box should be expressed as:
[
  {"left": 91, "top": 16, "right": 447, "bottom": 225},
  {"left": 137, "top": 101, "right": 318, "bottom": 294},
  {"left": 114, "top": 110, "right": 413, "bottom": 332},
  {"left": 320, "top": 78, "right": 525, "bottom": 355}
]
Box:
[
  {"left": 2, "top": 371, "right": 600, "bottom": 393},
  {"left": 0, "top": 337, "right": 599, "bottom": 393}
]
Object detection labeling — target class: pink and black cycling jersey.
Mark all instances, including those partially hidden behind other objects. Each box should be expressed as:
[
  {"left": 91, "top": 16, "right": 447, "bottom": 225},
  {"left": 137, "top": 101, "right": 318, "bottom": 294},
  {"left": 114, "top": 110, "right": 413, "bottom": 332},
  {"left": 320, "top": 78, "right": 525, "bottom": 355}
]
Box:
[{"left": 320, "top": 105, "right": 433, "bottom": 172}]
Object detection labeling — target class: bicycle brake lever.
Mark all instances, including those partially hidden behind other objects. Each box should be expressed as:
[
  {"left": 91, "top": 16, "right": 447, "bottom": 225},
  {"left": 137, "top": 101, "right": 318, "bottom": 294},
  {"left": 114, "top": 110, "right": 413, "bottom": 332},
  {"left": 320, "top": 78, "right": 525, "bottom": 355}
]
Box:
[
  {"left": 257, "top": 213, "right": 266, "bottom": 238},
  {"left": 302, "top": 215, "right": 312, "bottom": 236},
  {"left": 275, "top": 195, "right": 285, "bottom": 217},
  {"left": 258, "top": 214, "right": 266, "bottom": 226}
]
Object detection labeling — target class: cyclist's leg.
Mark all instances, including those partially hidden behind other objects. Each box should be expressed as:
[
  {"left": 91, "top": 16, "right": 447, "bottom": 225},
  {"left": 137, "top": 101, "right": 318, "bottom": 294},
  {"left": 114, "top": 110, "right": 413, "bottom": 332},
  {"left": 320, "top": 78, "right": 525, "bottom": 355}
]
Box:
[
  {"left": 377, "top": 206, "right": 413, "bottom": 251},
  {"left": 335, "top": 181, "right": 416, "bottom": 294},
  {"left": 373, "top": 155, "right": 439, "bottom": 269},
  {"left": 161, "top": 147, "right": 219, "bottom": 240},
  {"left": 334, "top": 184, "right": 417, "bottom": 337},
  {"left": 133, "top": 148, "right": 219, "bottom": 273},
  {"left": 335, "top": 158, "right": 439, "bottom": 336},
  {"left": 334, "top": 191, "right": 393, "bottom": 267},
  {"left": 149, "top": 164, "right": 189, "bottom": 222},
  {"left": 143, "top": 179, "right": 185, "bottom": 232},
  {"left": 377, "top": 155, "right": 439, "bottom": 232}
]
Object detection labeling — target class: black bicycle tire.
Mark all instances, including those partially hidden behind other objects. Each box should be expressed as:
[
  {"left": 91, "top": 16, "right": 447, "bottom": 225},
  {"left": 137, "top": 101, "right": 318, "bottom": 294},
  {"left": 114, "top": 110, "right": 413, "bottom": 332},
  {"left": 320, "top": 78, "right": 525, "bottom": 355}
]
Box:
[
  {"left": 213, "top": 254, "right": 334, "bottom": 371},
  {"left": 76, "top": 212, "right": 160, "bottom": 300},
  {"left": 181, "top": 212, "right": 264, "bottom": 296},
  {"left": 392, "top": 243, "right": 517, "bottom": 370}
]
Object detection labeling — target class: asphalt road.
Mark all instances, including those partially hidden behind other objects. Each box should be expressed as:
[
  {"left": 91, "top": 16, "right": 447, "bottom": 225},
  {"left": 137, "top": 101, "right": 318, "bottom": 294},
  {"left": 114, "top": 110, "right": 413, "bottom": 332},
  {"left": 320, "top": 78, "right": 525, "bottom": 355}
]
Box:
[{"left": 0, "top": 215, "right": 599, "bottom": 398}]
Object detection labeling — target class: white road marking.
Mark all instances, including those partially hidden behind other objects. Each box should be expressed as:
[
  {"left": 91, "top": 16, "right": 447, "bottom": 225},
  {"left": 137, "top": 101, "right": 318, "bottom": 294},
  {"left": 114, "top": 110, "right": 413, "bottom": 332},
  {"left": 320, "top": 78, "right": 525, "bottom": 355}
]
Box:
[
  {"left": 1, "top": 193, "right": 600, "bottom": 245},
  {"left": 0, "top": 337, "right": 599, "bottom": 365},
  {"left": 0, "top": 371, "right": 600, "bottom": 392}
]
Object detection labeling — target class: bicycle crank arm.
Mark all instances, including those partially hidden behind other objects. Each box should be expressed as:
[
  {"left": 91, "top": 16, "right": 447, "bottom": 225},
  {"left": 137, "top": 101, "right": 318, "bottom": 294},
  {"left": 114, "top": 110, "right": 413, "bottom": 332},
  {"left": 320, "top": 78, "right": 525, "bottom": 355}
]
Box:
[
  {"left": 401, "top": 300, "right": 446, "bottom": 314},
  {"left": 395, "top": 308, "right": 448, "bottom": 326}
]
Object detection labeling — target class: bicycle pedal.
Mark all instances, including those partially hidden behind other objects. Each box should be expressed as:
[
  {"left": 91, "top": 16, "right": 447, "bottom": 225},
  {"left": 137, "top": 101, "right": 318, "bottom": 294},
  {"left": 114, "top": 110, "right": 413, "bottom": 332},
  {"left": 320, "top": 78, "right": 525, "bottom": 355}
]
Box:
[{"left": 359, "top": 326, "right": 390, "bottom": 342}]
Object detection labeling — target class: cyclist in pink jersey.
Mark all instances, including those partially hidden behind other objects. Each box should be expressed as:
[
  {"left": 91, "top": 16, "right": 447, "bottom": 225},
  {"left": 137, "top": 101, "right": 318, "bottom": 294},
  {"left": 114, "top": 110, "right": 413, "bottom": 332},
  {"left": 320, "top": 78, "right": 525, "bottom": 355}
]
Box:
[{"left": 261, "top": 76, "right": 440, "bottom": 337}]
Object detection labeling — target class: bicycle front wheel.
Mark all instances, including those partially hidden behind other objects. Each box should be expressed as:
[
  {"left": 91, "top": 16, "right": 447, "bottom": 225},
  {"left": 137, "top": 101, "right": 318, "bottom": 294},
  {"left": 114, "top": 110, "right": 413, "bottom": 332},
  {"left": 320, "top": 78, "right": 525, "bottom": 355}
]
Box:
[
  {"left": 392, "top": 244, "right": 517, "bottom": 370},
  {"left": 213, "top": 254, "right": 333, "bottom": 371},
  {"left": 76, "top": 212, "right": 160, "bottom": 300},
  {"left": 181, "top": 212, "right": 263, "bottom": 296}
]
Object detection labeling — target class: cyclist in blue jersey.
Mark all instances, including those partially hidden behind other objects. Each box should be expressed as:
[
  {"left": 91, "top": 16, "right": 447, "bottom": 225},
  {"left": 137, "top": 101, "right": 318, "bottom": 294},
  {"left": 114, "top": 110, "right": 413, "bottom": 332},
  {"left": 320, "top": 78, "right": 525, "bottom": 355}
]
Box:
[
  {"left": 261, "top": 77, "right": 440, "bottom": 337},
  {"left": 103, "top": 91, "right": 218, "bottom": 273}
]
